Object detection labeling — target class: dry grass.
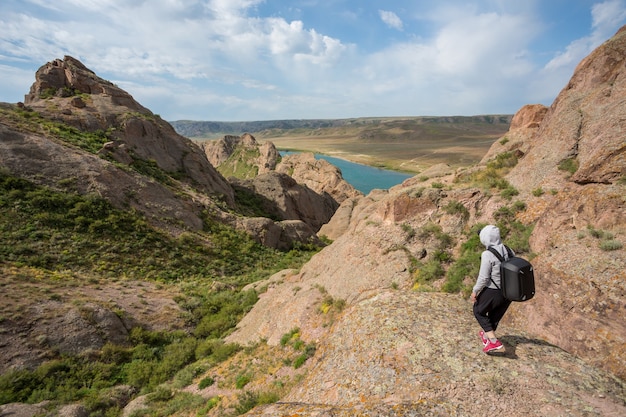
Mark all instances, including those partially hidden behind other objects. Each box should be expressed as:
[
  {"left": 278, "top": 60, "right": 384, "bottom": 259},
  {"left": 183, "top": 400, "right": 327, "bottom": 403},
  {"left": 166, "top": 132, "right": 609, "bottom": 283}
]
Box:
[{"left": 253, "top": 117, "right": 510, "bottom": 173}]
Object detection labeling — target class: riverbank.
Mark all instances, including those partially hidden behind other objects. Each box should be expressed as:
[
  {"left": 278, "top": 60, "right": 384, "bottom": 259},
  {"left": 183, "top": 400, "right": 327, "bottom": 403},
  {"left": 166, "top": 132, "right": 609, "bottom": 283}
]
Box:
[
  {"left": 176, "top": 115, "right": 511, "bottom": 174},
  {"left": 256, "top": 120, "right": 507, "bottom": 174},
  {"left": 280, "top": 151, "right": 413, "bottom": 194}
]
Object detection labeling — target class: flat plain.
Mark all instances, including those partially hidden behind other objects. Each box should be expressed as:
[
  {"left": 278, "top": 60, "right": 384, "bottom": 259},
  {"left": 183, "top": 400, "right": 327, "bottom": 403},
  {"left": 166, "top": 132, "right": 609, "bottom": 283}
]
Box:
[{"left": 178, "top": 115, "right": 513, "bottom": 173}]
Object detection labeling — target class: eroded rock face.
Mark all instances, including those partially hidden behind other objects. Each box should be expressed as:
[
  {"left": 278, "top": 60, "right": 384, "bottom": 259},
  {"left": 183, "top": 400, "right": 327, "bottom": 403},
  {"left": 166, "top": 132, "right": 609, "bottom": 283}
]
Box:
[
  {"left": 275, "top": 152, "right": 363, "bottom": 204},
  {"left": 200, "top": 133, "right": 279, "bottom": 175},
  {"left": 199, "top": 133, "right": 361, "bottom": 231},
  {"left": 25, "top": 56, "right": 142, "bottom": 110},
  {"left": 498, "top": 28, "right": 626, "bottom": 379},
  {"left": 21, "top": 56, "right": 235, "bottom": 207},
  {"left": 228, "top": 26, "right": 626, "bottom": 385},
  {"left": 231, "top": 172, "right": 338, "bottom": 232}
]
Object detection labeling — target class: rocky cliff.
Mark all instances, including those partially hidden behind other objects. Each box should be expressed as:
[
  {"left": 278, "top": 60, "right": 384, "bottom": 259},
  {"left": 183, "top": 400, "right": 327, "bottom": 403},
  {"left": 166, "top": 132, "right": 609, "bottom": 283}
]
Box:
[
  {"left": 223, "top": 26, "right": 626, "bottom": 415},
  {"left": 199, "top": 132, "right": 362, "bottom": 232},
  {"left": 0, "top": 56, "right": 329, "bottom": 249},
  {"left": 0, "top": 26, "right": 625, "bottom": 417}
]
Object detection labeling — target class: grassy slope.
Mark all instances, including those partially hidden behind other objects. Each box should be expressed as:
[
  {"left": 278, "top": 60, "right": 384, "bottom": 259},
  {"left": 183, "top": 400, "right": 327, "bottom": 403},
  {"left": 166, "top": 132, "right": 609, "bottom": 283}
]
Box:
[
  {"left": 0, "top": 103, "right": 321, "bottom": 415},
  {"left": 0, "top": 108, "right": 520, "bottom": 416}
]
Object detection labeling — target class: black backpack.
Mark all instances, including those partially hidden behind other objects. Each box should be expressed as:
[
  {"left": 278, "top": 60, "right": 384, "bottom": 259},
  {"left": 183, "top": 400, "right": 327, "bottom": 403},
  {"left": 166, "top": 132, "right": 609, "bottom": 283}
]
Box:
[{"left": 488, "top": 246, "right": 535, "bottom": 302}]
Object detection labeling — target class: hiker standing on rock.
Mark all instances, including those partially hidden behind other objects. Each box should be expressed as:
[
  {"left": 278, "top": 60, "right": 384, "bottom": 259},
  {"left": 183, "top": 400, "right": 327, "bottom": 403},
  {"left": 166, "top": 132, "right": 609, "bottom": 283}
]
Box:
[{"left": 470, "top": 225, "right": 512, "bottom": 353}]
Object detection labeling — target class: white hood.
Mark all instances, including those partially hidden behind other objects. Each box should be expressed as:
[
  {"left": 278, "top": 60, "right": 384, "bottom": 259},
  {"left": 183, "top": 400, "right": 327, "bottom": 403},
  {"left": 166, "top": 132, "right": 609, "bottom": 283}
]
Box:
[{"left": 479, "top": 225, "right": 502, "bottom": 248}]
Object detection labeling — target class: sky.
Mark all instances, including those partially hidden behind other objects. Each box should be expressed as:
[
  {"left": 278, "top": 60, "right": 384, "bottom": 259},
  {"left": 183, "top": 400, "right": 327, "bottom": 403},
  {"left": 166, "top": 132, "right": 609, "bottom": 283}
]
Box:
[{"left": 1, "top": 1, "right": 626, "bottom": 122}]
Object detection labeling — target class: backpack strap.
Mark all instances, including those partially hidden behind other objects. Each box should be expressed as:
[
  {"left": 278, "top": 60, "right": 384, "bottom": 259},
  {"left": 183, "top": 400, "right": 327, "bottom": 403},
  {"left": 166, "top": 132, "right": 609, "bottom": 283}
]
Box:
[{"left": 486, "top": 246, "right": 511, "bottom": 290}]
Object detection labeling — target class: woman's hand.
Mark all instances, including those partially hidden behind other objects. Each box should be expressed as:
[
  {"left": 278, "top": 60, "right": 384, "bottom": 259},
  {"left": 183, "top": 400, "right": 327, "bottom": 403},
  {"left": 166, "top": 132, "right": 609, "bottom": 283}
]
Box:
[{"left": 470, "top": 292, "right": 477, "bottom": 303}]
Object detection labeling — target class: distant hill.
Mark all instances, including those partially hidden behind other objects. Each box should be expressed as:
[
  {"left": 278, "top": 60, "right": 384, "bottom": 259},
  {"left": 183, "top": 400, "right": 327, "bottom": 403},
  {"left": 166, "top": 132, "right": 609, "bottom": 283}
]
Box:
[
  {"left": 171, "top": 115, "right": 514, "bottom": 173},
  {"left": 169, "top": 115, "right": 513, "bottom": 140}
]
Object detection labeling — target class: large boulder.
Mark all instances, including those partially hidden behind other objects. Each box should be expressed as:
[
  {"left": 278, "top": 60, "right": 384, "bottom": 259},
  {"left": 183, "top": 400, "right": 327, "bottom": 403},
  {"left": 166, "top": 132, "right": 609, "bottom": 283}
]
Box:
[
  {"left": 231, "top": 172, "right": 338, "bottom": 232},
  {"left": 200, "top": 133, "right": 279, "bottom": 176},
  {"left": 21, "top": 56, "right": 235, "bottom": 206},
  {"left": 499, "top": 27, "right": 626, "bottom": 379}
]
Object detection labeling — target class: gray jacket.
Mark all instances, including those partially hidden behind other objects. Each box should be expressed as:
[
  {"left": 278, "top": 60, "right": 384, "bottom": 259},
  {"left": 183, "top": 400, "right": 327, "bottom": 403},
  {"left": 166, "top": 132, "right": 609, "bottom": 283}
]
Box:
[{"left": 472, "top": 225, "right": 513, "bottom": 294}]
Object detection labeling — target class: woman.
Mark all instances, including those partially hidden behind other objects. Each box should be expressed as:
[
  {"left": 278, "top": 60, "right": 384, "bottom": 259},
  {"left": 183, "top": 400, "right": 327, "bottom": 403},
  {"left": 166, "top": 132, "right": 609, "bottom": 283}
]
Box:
[{"left": 470, "top": 225, "right": 512, "bottom": 353}]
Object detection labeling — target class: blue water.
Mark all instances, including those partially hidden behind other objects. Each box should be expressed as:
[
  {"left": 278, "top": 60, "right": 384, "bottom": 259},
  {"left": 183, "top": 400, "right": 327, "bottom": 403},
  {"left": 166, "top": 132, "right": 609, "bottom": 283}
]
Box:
[{"left": 280, "top": 151, "right": 413, "bottom": 195}]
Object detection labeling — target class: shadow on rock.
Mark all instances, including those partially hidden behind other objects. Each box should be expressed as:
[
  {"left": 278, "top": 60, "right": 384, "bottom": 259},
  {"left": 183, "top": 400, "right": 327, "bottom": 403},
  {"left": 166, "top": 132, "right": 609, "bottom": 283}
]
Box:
[{"left": 495, "top": 334, "right": 559, "bottom": 360}]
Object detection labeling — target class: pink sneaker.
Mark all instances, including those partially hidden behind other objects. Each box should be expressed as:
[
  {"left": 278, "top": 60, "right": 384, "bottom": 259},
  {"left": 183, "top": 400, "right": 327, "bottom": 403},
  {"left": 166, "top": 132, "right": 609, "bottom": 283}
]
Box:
[
  {"left": 479, "top": 331, "right": 488, "bottom": 346},
  {"left": 483, "top": 339, "right": 504, "bottom": 353}
]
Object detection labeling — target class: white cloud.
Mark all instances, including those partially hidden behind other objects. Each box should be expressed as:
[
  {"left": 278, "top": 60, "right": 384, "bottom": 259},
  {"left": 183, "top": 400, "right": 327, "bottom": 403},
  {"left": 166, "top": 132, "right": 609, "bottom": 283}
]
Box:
[
  {"left": 0, "top": 64, "right": 34, "bottom": 102},
  {"left": 379, "top": 10, "right": 404, "bottom": 30},
  {"left": 546, "top": 0, "right": 626, "bottom": 71},
  {"left": 1, "top": 1, "right": 625, "bottom": 120},
  {"left": 592, "top": 0, "right": 626, "bottom": 30}
]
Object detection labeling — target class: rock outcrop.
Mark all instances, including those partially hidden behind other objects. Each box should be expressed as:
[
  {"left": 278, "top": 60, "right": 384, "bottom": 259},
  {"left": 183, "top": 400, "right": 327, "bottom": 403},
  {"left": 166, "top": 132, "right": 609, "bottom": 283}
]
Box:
[
  {"left": 248, "top": 292, "right": 626, "bottom": 417},
  {"left": 1, "top": 56, "right": 327, "bottom": 249},
  {"left": 275, "top": 152, "right": 363, "bottom": 204},
  {"left": 21, "top": 56, "right": 235, "bottom": 207},
  {"left": 200, "top": 133, "right": 279, "bottom": 176},
  {"left": 231, "top": 172, "right": 338, "bottom": 232},
  {"left": 227, "top": 25, "right": 626, "bottom": 394},
  {"left": 493, "top": 26, "right": 626, "bottom": 380},
  {"left": 199, "top": 133, "right": 361, "bottom": 207}
]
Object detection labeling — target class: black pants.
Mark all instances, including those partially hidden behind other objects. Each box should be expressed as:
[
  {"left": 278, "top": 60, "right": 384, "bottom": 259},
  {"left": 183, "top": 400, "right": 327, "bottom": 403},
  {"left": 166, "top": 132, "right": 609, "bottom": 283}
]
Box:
[{"left": 473, "top": 288, "right": 512, "bottom": 332}]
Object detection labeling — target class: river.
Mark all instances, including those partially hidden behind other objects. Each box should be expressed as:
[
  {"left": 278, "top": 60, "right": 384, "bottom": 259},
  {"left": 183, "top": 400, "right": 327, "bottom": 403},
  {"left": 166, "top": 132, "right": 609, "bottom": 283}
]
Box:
[{"left": 280, "top": 151, "right": 414, "bottom": 195}]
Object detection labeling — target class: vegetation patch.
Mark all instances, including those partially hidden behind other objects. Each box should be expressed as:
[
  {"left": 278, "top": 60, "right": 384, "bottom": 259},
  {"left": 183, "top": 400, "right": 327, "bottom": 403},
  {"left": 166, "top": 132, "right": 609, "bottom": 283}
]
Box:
[
  {"left": 454, "top": 152, "right": 519, "bottom": 192},
  {"left": 0, "top": 171, "right": 320, "bottom": 415},
  {"left": 280, "top": 328, "right": 317, "bottom": 369},
  {"left": 586, "top": 225, "right": 623, "bottom": 251},
  {"left": 412, "top": 223, "right": 455, "bottom": 291},
  {"left": 558, "top": 157, "right": 579, "bottom": 175},
  {"left": 0, "top": 106, "right": 113, "bottom": 154},
  {"left": 443, "top": 200, "right": 470, "bottom": 220},
  {"left": 218, "top": 147, "right": 261, "bottom": 179}
]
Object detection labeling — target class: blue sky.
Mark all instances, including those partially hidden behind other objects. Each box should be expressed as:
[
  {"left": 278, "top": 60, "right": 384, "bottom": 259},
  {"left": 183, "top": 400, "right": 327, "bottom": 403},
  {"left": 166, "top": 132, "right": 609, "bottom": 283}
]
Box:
[{"left": 1, "top": 0, "right": 625, "bottom": 121}]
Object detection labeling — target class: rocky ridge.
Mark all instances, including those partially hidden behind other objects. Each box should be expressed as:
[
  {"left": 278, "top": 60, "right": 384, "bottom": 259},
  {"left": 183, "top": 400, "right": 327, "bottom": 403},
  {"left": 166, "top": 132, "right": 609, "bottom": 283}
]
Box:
[
  {"left": 1, "top": 56, "right": 333, "bottom": 249},
  {"left": 223, "top": 25, "right": 626, "bottom": 415},
  {"left": 0, "top": 26, "right": 624, "bottom": 417},
  {"left": 199, "top": 132, "right": 362, "bottom": 233}
]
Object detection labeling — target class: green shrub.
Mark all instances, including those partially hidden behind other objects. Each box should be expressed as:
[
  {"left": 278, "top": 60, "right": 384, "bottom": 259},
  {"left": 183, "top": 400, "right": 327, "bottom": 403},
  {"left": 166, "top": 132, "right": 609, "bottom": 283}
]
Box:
[
  {"left": 414, "top": 259, "right": 444, "bottom": 284},
  {"left": 600, "top": 240, "right": 623, "bottom": 251},
  {"left": 139, "top": 391, "right": 207, "bottom": 417},
  {"left": 401, "top": 223, "right": 416, "bottom": 239},
  {"left": 442, "top": 224, "right": 484, "bottom": 294},
  {"left": 293, "top": 343, "right": 316, "bottom": 369},
  {"left": 234, "top": 390, "right": 279, "bottom": 414},
  {"left": 198, "top": 376, "right": 215, "bottom": 389},
  {"left": 443, "top": 200, "right": 469, "bottom": 220},
  {"left": 40, "top": 87, "right": 57, "bottom": 99},
  {"left": 280, "top": 328, "right": 300, "bottom": 346},
  {"left": 532, "top": 187, "right": 544, "bottom": 197},
  {"left": 198, "top": 397, "right": 220, "bottom": 413},
  {"left": 148, "top": 386, "right": 174, "bottom": 402},
  {"left": 293, "top": 354, "right": 308, "bottom": 369},
  {"left": 558, "top": 157, "right": 579, "bottom": 174},
  {"left": 487, "top": 152, "right": 518, "bottom": 170},
  {"left": 173, "top": 363, "right": 206, "bottom": 388},
  {"left": 235, "top": 374, "right": 251, "bottom": 389},
  {"left": 500, "top": 186, "right": 519, "bottom": 200},
  {"left": 418, "top": 223, "right": 453, "bottom": 249}
]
